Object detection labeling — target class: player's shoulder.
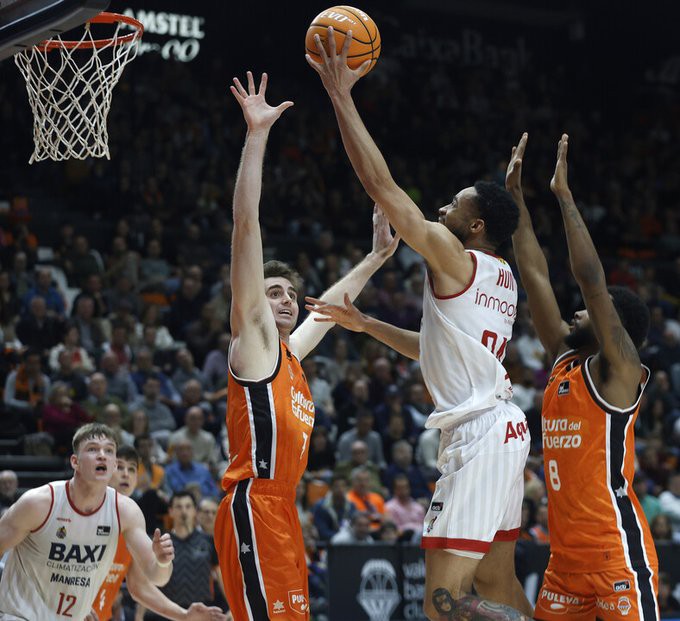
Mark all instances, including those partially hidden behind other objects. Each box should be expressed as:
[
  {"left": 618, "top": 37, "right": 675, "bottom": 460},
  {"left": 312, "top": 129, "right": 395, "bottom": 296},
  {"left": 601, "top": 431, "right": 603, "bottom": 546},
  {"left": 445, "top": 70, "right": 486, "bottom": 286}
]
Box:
[
  {"left": 17, "top": 483, "right": 55, "bottom": 508},
  {"left": 116, "top": 493, "right": 143, "bottom": 527},
  {"left": 4, "top": 484, "right": 55, "bottom": 530}
]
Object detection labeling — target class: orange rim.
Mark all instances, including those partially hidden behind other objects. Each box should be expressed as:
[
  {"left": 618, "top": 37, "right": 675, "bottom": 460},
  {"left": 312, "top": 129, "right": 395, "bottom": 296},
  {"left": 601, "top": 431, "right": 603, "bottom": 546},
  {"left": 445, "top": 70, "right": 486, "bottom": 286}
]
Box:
[{"left": 35, "top": 12, "right": 143, "bottom": 51}]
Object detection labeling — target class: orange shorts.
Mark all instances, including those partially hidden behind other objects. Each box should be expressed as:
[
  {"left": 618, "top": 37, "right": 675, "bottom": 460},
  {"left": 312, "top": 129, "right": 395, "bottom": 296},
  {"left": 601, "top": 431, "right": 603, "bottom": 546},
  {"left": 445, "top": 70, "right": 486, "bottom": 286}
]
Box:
[
  {"left": 535, "top": 563, "right": 659, "bottom": 620},
  {"left": 215, "top": 479, "right": 309, "bottom": 621}
]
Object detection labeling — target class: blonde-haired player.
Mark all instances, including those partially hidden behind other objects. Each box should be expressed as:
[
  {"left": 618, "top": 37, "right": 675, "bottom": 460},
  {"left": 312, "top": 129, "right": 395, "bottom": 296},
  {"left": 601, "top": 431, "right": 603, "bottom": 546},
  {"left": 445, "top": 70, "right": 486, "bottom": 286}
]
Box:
[
  {"left": 0, "top": 423, "right": 174, "bottom": 620},
  {"left": 93, "top": 444, "right": 228, "bottom": 620}
]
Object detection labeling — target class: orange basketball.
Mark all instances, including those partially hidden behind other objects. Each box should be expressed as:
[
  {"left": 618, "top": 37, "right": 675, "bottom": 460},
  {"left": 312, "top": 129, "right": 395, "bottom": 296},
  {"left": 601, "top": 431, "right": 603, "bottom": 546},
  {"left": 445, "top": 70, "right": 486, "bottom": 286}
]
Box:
[{"left": 306, "top": 6, "right": 381, "bottom": 74}]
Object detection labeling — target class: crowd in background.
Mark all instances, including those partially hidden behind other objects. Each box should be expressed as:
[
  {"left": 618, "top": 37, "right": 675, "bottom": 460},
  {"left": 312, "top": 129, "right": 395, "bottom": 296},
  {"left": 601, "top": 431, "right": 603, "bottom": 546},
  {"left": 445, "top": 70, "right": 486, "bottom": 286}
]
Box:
[{"left": 0, "top": 5, "right": 679, "bottom": 619}]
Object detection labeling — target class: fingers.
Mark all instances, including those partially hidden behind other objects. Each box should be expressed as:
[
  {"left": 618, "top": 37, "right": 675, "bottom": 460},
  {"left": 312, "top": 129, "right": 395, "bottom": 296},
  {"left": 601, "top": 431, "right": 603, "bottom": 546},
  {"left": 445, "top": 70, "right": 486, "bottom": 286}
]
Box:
[
  {"left": 258, "top": 72, "right": 268, "bottom": 96},
  {"left": 246, "top": 70, "right": 255, "bottom": 94},
  {"left": 305, "top": 296, "right": 323, "bottom": 305},
  {"left": 341, "top": 28, "right": 353, "bottom": 60},
  {"left": 276, "top": 101, "right": 295, "bottom": 114},
  {"left": 231, "top": 77, "right": 247, "bottom": 99},
  {"left": 153, "top": 528, "right": 161, "bottom": 541},
  {"left": 516, "top": 131, "right": 528, "bottom": 156},
  {"left": 305, "top": 53, "right": 322, "bottom": 73},
  {"left": 314, "top": 33, "right": 330, "bottom": 64},
  {"left": 357, "top": 59, "right": 372, "bottom": 76},
  {"left": 343, "top": 292, "right": 352, "bottom": 306}
]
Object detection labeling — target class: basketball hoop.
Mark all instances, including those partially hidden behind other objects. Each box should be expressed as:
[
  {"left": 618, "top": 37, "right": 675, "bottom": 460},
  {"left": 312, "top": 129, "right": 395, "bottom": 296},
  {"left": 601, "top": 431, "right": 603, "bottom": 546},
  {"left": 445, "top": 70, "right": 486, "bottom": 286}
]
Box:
[{"left": 14, "top": 12, "right": 143, "bottom": 163}]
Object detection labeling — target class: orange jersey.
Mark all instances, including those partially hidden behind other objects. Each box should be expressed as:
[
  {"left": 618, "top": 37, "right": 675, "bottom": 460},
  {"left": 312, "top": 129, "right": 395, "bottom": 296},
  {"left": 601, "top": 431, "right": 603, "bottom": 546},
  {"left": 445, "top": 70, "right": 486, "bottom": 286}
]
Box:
[
  {"left": 94, "top": 533, "right": 133, "bottom": 621},
  {"left": 222, "top": 340, "right": 315, "bottom": 490},
  {"left": 542, "top": 350, "right": 656, "bottom": 573}
]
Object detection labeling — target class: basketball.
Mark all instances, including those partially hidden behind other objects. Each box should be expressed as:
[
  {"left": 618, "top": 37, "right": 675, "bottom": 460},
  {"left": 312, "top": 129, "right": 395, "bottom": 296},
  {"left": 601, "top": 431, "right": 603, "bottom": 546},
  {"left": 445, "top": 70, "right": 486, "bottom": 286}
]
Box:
[{"left": 306, "top": 6, "right": 381, "bottom": 74}]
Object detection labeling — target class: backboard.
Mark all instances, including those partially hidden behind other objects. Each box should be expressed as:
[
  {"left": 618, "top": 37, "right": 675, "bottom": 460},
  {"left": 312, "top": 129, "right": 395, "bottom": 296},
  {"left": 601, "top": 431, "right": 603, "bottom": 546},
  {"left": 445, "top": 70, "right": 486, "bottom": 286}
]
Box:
[{"left": 0, "top": 0, "right": 109, "bottom": 61}]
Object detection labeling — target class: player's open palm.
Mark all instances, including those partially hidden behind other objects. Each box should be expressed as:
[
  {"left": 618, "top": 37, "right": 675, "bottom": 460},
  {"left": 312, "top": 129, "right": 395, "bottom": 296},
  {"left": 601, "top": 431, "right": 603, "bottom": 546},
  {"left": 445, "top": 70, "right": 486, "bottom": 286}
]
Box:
[
  {"left": 505, "top": 132, "right": 527, "bottom": 195},
  {"left": 306, "top": 26, "right": 370, "bottom": 94},
  {"left": 371, "top": 205, "right": 400, "bottom": 260},
  {"left": 230, "top": 71, "right": 293, "bottom": 132},
  {"left": 305, "top": 292, "right": 366, "bottom": 332},
  {"left": 185, "top": 602, "right": 229, "bottom": 620},
  {"left": 152, "top": 528, "right": 174, "bottom": 565},
  {"left": 550, "top": 133, "right": 571, "bottom": 198}
]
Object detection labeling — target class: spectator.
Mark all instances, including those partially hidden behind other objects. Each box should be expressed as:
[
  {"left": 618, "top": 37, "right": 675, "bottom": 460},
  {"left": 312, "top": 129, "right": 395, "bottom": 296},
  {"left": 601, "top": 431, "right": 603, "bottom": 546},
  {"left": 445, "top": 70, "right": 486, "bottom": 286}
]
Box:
[
  {"left": 166, "top": 276, "right": 205, "bottom": 341},
  {"left": 135, "top": 305, "right": 176, "bottom": 352},
  {"left": 202, "top": 332, "right": 230, "bottom": 392},
  {"left": 0, "top": 470, "right": 20, "bottom": 510},
  {"left": 82, "top": 372, "right": 129, "bottom": 425},
  {"left": 333, "top": 440, "right": 382, "bottom": 494},
  {"left": 22, "top": 267, "right": 65, "bottom": 319},
  {"left": 376, "top": 520, "right": 400, "bottom": 544},
  {"left": 302, "top": 357, "right": 334, "bottom": 419},
  {"left": 15, "top": 296, "right": 63, "bottom": 354},
  {"left": 196, "top": 497, "right": 219, "bottom": 537},
  {"left": 63, "top": 234, "right": 102, "bottom": 288},
  {"left": 336, "top": 377, "right": 371, "bottom": 436},
  {"left": 336, "top": 410, "right": 385, "bottom": 468},
  {"left": 71, "top": 294, "right": 106, "bottom": 358},
  {"left": 99, "top": 350, "right": 138, "bottom": 404},
  {"left": 72, "top": 273, "right": 108, "bottom": 318},
  {"left": 633, "top": 473, "right": 663, "bottom": 524},
  {"left": 139, "top": 239, "right": 172, "bottom": 292},
  {"left": 374, "top": 384, "right": 414, "bottom": 441},
  {"left": 659, "top": 473, "right": 680, "bottom": 538},
  {"left": 383, "top": 441, "right": 430, "bottom": 501},
  {"left": 142, "top": 491, "right": 225, "bottom": 620},
  {"left": 330, "top": 512, "right": 374, "bottom": 545},
  {"left": 416, "top": 427, "right": 440, "bottom": 474},
  {"left": 102, "top": 403, "right": 135, "bottom": 447},
  {"left": 164, "top": 439, "right": 220, "bottom": 499},
  {"left": 41, "top": 383, "right": 92, "bottom": 451},
  {"left": 404, "top": 382, "right": 430, "bottom": 430},
  {"left": 385, "top": 474, "right": 426, "bottom": 541},
  {"left": 168, "top": 406, "right": 221, "bottom": 468},
  {"left": 658, "top": 572, "right": 680, "bottom": 616},
  {"left": 185, "top": 303, "right": 223, "bottom": 367},
  {"left": 131, "top": 376, "right": 177, "bottom": 446},
  {"left": 528, "top": 501, "right": 550, "bottom": 544},
  {"left": 171, "top": 348, "right": 205, "bottom": 391},
  {"left": 312, "top": 475, "right": 356, "bottom": 544},
  {"left": 3, "top": 348, "right": 50, "bottom": 433},
  {"left": 48, "top": 323, "right": 95, "bottom": 374},
  {"left": 132, "top": 348, "right": 180, "bottom": 407},
  {"left": 346, "top": 466, "right": 385, "bottom": 532},
  {"left": 306, "top": 426, "right": 336, "bottom": 479},
  {"left": 381, "top": 412, "right": 411, "bottom": 464},
  {"left": 102, "top": 322, "right": 134, "bottom": 369},
  {"left": 134, "top": 433, "right": 168, "bottom": 496},
  {"left": 50, "top": 349, "right": 88, "bottom": 403},
  {"left": 650, "top": 513, "right": 674, "bottom": 544},
  {"left": 175, "top": 378, "right": 216, "bottom": 432}
]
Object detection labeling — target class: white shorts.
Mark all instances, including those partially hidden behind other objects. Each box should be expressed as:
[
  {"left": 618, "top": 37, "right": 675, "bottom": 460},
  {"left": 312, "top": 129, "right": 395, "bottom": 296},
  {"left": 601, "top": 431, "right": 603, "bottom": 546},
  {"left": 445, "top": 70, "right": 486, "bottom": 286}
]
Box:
[{"left": 421, "top": 401, "right": 530, "bottom": 560}]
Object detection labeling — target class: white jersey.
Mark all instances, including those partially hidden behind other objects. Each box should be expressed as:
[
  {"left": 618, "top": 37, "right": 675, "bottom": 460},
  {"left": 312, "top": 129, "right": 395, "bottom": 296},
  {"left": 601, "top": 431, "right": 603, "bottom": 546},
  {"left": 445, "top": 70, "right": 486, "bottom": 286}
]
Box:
[
  {"left": 0, "top": 480, "right": 119, "bottom": 620},
  {"left": 420, "top": 249, "right": 517, "bottom": 429}
]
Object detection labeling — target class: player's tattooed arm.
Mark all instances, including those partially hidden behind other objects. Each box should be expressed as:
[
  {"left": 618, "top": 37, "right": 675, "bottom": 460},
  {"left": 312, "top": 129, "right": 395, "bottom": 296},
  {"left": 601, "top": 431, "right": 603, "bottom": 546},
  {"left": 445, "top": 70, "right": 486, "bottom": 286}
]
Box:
[{"left": 431, "top": 588, "right": 531, "bottom": 621}]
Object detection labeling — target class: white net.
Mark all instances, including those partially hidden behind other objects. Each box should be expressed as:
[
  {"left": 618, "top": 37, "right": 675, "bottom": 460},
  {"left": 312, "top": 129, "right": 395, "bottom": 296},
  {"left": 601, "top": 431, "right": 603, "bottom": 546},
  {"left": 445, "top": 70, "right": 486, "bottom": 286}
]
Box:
[{"left": 14, "top": 16, "right": 141, "bottom": 163}]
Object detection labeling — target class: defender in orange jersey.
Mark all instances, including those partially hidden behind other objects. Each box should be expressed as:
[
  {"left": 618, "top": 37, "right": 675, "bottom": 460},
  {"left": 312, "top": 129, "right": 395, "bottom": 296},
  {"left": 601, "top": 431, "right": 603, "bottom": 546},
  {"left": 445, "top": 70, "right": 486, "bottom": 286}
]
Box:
[
  {"left": 93, "top": 445, "right": 227, "bottom": 621},
  {"left": 508, "top": 133, "right": 658, "bottom": 620},
  {"left": 215, "top": 71, "right": 398, "bottom": 621}
]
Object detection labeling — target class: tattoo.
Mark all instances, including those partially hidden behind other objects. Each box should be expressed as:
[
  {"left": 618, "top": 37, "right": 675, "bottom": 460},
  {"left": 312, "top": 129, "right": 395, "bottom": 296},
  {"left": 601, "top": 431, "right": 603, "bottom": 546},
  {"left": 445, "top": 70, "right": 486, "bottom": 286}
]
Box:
[
  {"left": 611, "top": 325, "right": 639, "bottom": 364},
  {"left": 431, "top": 589, "right": 530, "bottom": 621}
]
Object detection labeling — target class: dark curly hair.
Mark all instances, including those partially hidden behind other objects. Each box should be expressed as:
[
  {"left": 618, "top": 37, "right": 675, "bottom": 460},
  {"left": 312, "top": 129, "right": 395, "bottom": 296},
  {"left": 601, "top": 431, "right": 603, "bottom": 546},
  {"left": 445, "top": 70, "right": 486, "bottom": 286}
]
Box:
[
  {"left": 609, "top": 286, "right": 650, "bottom": 350},
  {"left": 473, "top": 181, "right": 520, "bottom": 249},
  {"left": 263, "top": 260, "right": 303, "bottom": 295}
]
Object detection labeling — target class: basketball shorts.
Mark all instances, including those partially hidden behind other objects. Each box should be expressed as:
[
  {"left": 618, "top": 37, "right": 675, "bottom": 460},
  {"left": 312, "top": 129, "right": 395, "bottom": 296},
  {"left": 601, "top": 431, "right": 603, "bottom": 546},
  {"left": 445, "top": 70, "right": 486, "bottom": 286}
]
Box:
[
  {"left": 215, "top": 478, "right": 310, "bottom": 621},
  {"left": 535, "top": 563, "right": 659, "bottom": 620},
  {"left": 421, "top": 401, "right": 530, "bottom": 559}
]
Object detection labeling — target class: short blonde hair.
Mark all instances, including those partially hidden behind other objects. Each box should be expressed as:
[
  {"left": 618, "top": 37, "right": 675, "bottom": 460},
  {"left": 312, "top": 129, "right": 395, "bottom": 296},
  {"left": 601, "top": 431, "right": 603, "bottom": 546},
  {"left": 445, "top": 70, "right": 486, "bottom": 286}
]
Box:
[{"left": 72, "top": 423, "right": 118, "bottom": 454}]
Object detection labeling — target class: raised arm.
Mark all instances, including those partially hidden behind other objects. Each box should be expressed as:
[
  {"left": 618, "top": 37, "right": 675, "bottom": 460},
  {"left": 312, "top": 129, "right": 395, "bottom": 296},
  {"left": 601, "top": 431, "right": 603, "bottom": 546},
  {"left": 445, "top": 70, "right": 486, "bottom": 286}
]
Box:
[
  {"left": 507, "top": 133, "right": 569, "bottom": 361},
  {"left": 305, "top": 293, "right": 420, "bottom": 361},
  {"left": 290, "top": 206, "right": 399, "bottom": 360},
  {"left": 551, "top": 134, "right": 642, "bottom": 405},
  {"left": 119, "top": 496, "right": 174, "bottom": 586},
  {"left": 306, "top": 29, "right": 470, "bottom": 282},
  {"left": 228, "top": 72, "right": 294, "bottom": 379},
  {"left": 126, "top": 561, "right": 227, "bottom": 621}
]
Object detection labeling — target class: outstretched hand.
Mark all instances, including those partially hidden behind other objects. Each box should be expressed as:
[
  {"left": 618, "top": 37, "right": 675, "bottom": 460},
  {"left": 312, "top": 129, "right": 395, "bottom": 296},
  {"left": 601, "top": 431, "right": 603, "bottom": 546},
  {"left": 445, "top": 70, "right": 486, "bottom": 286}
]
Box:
[
  {"left": 550, "top": 133, "right": 571, "bottom": 198},
  {"left": 305, "top": 293, "right": 366, "bottom": 333},
  {"left": 371, "top": 205, "right": 400, "bottom": 260},
  {"left": 506, "top": 132, "right": 528, "bottom": 196},
  {"left": 185, "top": 602, "right": 229, "bottom": 620},
  {"left": 305, "top": 27, "right": 371, "bottom": 95},
  {"left": 152, "top": 528, "right": 174, "bottom": 566},
  {"left": 230, "top": 71, "right": 294, "bottom": 132}
]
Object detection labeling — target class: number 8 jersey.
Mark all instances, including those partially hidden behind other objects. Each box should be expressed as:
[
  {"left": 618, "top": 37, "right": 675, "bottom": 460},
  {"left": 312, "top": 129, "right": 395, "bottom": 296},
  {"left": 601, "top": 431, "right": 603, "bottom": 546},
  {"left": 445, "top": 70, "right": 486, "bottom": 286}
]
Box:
[
  {"left": 542, "top": 349, "right": 657, "bottom": 575},
  {"left": 421, "top": 250, "right": 517, "bottom": 430}
]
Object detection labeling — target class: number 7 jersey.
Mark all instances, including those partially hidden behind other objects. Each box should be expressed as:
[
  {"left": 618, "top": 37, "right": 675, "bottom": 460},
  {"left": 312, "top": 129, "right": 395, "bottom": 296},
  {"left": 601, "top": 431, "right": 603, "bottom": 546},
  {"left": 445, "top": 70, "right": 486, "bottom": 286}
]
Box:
[
  {"left": 421, "top": 250, "right": 517, "bottom": 429},
  {"left": 542, "top": 350, "right": 657, "bottom": 575}
]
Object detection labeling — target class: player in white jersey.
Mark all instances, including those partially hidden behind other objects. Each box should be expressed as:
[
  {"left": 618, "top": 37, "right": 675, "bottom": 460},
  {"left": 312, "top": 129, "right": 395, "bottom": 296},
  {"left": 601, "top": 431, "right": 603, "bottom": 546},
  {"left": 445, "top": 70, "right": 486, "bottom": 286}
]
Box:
[
  {"left": 307, "top": 28, "right": 532, "bottom": 621},
  {"left": 0, "top": 423, "right": 175, "bottom": 620}
]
